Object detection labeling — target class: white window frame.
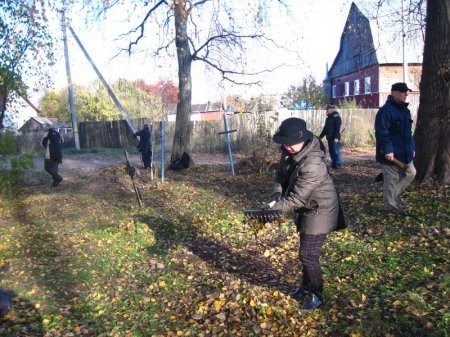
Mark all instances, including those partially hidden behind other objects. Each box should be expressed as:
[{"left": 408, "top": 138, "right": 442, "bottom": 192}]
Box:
[
  {"left": 332, "top": 85, "right": 336, "bottom": 98},
  {"left": 354, "top": 80, "right": 360, "bottom": 95},
  {"left": 364, "top": 77, "right": 371, "bottom": 94},
  {"left": 344, "top": 82, "right": 349, "bottom": 96}
]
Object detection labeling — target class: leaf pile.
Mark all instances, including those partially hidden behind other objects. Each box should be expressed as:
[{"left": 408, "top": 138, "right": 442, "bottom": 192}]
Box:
[{"left": 0, "top": 156, "right": 448, "bottom": 336}]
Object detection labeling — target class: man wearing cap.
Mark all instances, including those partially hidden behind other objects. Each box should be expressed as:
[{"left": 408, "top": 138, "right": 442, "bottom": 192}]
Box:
[
  {"left": 375, "top": 82, "right": 416, "bottom": 214},
  {"left": 269, "top": 117, "right": 346, "bottom": 310},
  {"left": 319, "top": 104, "right": 343, "bottom": 168},
  {"left": 134, "top": 124, "right": 152, "bottom": 169}
]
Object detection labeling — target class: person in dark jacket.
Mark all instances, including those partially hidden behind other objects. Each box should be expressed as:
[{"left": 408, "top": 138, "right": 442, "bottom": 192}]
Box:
[
  {"left": 42, "top": 125, "right": 64, "bottom": 187},
  {"left": 269, "top": 117, "right": 345, "bottom": 310},
  {"left": 134, "top": 124, "right": 152, "bottom": 169},
  {"left": 319, "top": 104, "right": 343, "bottom": 168},
  {"left": 375, "top": 82, "right": 416, "bottom": 214}
]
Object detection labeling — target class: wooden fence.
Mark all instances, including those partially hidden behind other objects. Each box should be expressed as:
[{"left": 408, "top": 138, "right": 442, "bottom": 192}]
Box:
[{"left": 17, "top": 109, "right": 378, "bottom": 155}]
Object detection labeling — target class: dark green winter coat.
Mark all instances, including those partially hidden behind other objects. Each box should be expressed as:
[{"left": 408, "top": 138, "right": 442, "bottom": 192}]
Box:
[{"left": 271, "top": 136, "right": 340, "bottom": 235}]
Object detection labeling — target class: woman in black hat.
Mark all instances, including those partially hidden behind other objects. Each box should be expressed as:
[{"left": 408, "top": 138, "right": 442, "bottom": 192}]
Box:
[{"left": 269, "top": 117, "right": 345, "bottom": 310}]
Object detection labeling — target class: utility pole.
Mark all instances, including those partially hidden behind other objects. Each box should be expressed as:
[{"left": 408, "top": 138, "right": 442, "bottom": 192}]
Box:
[
  {"left": 401, "top": 0, "right": 408, "bottom": 83},
  {"left": 61, "top": 11, "right": 80, "bottom": 150},
  {"left": 67, "top": 26, "right": 137, "bottom": 134}
]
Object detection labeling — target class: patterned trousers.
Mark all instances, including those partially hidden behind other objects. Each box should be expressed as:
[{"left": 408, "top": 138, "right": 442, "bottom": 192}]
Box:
[{"left": 299, "top": 234, "right": 327, "bottom": 294}]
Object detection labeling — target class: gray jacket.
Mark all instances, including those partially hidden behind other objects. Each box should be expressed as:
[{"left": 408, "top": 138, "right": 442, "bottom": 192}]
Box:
[{"left": 271, "top": 136, "right": 339, "bottom": 235}]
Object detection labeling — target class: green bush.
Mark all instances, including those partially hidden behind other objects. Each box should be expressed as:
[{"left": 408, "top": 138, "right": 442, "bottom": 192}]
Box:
[
  {"left": 0, "top": 154, "right": 34, "bottom": 191},
  {"left": 0, "top": 129, "right": 18, "bottom": 155}
]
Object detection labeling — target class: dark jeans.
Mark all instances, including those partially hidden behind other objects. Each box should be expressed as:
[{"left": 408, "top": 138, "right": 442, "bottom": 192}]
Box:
[
  {"left": 44, "top": 159, "right": 62, "bottom": 185},
  {"left": 327, "top": 140, "right": 343, "bottom": 168},
  {"left": 140, "top": 148, "right": 152, "bottom": 169},
  {"left": 299, "top": 234, "right": 327, "bottom": 294}
]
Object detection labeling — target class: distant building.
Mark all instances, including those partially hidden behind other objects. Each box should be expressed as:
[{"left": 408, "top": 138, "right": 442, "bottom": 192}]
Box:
[
  {"left": 18, "top": 117, "right": 73, "bottom": 135},
  {"left": 324, "top": 2, "right": 423, "bottom": 114},
  {"left": 167, "top": 102, "right": 224, "bottom": 122}
]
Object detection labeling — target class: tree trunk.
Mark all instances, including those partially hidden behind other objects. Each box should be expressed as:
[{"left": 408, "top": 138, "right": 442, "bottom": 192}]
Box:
[
  {"left": 0, "top": 90, "right": 8, "bottom": 129},
  {"left": 171, "top": 1, "right": 193, "bottom": 164},
  {"left": 414, "top": 0, "right": 450, "bottom": 184}
]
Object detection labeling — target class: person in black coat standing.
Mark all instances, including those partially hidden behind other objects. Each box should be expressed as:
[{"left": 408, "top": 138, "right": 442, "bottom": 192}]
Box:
[
  {"left": 134, "top": 124, "right": 152, "bottom": 169},
  {"left": 269, "top": 117, "right": 346, "bottom": 310},
  {"left": 375, "top": 82, "right": 416, "bottom": 214},
  {"left": 319, "top": 104, "right": 343, "bottom": 168},
  {"left": 42, "top": 125, "right": 64, "bottom": 187}
]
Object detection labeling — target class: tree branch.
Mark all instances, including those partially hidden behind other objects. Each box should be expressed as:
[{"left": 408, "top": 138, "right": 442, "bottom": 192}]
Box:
[
  {"left": 192, "top": 32, "right": 264, "bottom": 59},
  {"left": 116, "top": 0, "right": 168, "bottom": 56}
]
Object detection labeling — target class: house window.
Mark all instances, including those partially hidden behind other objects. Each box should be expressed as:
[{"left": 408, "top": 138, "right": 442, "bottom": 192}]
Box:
[
  {"left": 364, "top": 77, "right": 371, "bottom": 94},
  {"left": 354, "top": 80, "right": 360, "bottom": 95},
  {"left": 344, "top": 82, "right": 349, "bottom": 96},
  {"left": 332, "top": 85, "right": 336, "bottom": 98}
]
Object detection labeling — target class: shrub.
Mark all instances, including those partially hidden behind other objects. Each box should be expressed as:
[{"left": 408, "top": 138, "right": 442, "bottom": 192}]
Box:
[
  {"left": 0, "top": 129, "right": 17, "bottom": 155},
  {"left": 0, "top": 154, "right": 34, "bottom": 191}
]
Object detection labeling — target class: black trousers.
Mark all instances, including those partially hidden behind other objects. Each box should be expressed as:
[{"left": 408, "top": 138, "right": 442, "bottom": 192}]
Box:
[
  {"left": 44, "top": 159, "right": 62, "bottom": 184},
  {"left": 299, "top": 234, "right": 327, "bottom": 294},
  {"left": 140, "top": 148, "right": 152, "bottom": 169}
]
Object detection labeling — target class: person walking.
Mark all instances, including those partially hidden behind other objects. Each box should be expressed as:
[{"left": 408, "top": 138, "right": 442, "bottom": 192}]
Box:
[
  {"left": 42, "top": 125, "right": 64, "bottom": 187},
  {"left": 375, "top": 82, "right": 416, "bottom": 214},
  {"left": 134, "top": 124, "right": 152, "bottom": 169},
  {"left": 319, "top": 104, "right": 343, "bottom": 168},
  {"left": 268, "top": 117, "right": 345, "bottom": 310}
]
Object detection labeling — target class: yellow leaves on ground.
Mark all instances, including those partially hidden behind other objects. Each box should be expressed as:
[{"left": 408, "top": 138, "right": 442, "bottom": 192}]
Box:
[{"left": 0, "top": 157, "right": 447, "bottom": 336}]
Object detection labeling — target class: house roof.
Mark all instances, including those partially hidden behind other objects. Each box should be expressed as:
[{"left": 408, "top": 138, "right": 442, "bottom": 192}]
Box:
[
  {"left": 32, "top": 117, "right": 58, "bottom": 125},
  {"left": 329, "top": 2, "right": 424, "bottom": 76},
  {"left": 191, "top": 102, "right": 223, "bottom": 114}
]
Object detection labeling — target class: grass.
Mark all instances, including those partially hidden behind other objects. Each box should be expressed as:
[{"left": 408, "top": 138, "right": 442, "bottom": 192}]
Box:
[{"left": 0, "top": 156, "right": 448, "bottom": 337}]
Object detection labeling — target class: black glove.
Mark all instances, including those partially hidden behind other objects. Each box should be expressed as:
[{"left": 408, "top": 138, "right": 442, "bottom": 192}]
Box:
[{"left": 271, "top": 192, "right": 282, "bottom": 202}]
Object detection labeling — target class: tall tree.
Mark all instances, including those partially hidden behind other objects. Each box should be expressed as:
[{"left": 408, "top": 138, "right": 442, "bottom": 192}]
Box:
[
  {"left": 0, "top": 0, "right": 55, "bottom": 129},
  {"left": 85, "top": 0, "right": 282, "bottom": 164},
  {"left": 282, "top": 75, "right": 326, "bottom": 110},
  {"left": 134, "top": 79, "right": 178, "bottom": 119},
  {"left": 413, "top": 0, "right": 450, "bottom": 184},
  {"left": 39, "top": 79, "right": 171, "bottom": 121}
]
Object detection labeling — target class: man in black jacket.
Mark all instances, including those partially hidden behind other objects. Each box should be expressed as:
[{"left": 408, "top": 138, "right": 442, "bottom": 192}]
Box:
[
  {"left": 375, "top": 82, "right": 416, "bottom": 213},
  {"left": 42, "top": 125, "right": 64, "bottom": 187},
  {"left": 134, "top": 124, "right": 152, "bottom": 169},
  {"left": 319, "top": 104, "right": 343, "bottom": 168}
]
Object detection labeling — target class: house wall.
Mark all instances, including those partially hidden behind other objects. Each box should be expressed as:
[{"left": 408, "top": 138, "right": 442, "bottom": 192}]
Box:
[
  {"left": 330, "top": 64, "right": 421, "bottom": 114},
  {"left": 378, "top": 65, "right": 421, "bottom": 118},
  {"left": 19, "top": 119, "right": 43, "bottom": 133},
  {"left": 168, "top": 111, "right": 224, "bottom": 122},
  {"left": 330, "top": 64, "right": 380, "bottom": 108}
]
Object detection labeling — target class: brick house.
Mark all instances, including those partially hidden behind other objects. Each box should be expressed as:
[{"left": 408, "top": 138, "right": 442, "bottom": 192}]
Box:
[{"left": 324, "top": 2, "right": 423, "bottom": 114}]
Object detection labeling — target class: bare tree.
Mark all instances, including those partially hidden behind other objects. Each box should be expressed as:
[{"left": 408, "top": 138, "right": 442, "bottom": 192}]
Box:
[
  {"left": 413, "top": 0, "right": 450, "bottom": 184},
  {"left": 86, "top": 0, "right": 285, "bottom": 164}
]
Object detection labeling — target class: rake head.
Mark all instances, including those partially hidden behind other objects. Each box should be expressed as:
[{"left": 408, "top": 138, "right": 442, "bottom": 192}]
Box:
[{"left": 244, "top": 209, "right": 283, "bottom": 223}]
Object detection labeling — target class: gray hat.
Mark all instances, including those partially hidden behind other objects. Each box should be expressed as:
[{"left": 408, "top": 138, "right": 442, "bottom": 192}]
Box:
[
  {"left": 273, "top": 118, "right": 313, "bottom": 145},
  {"left": 325, "top": 104, "right": 336, "bottom": 110}
]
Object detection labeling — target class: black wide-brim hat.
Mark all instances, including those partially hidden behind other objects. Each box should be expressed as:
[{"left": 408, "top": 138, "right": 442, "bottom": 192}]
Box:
[{"left": 273, "top": 117, "right": 313, "bottom": 145}]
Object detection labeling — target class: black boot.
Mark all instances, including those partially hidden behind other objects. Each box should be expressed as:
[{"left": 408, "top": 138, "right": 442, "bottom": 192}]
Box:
[
  {"left": 301, "top": 293, "right": 324, "bottom": 310},
  {"left": 288, "top": 285, "right": 309, "bottom": 300}
]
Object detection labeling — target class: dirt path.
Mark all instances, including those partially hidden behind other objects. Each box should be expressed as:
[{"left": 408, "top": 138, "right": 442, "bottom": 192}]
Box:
[
  {"left": 26, "top": 148, "right": 375, "bottom": 186},
  {"left": 32, "top": 149, "right": 374, "bottom": 172}
]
